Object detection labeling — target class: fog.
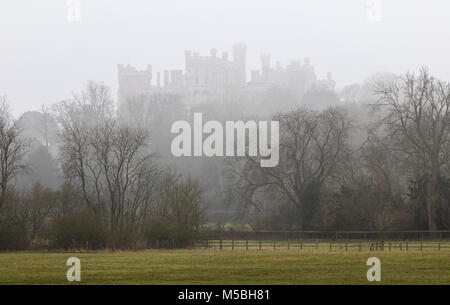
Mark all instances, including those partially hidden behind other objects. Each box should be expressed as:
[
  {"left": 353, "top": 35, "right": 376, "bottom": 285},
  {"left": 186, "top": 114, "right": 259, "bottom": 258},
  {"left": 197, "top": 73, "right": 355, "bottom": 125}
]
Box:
[
  {"left": 1, "top": 0, "right": 450, "bottom": 253},
  {"left": 1, "top": 0, "right": 450, "bottom": 115}
]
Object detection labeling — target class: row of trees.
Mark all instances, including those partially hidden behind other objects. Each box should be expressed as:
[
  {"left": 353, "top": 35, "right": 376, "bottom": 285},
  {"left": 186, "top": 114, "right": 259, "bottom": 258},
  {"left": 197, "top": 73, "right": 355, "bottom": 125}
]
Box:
[
  {"left": 0, "top": 68, "right": 449, "bottom": 251},
  {"left": 0, "top": 84, "right": 206, "bottom": 250},
  {"left": 226, "top": 68, "right": 450, "bottom": 232}
]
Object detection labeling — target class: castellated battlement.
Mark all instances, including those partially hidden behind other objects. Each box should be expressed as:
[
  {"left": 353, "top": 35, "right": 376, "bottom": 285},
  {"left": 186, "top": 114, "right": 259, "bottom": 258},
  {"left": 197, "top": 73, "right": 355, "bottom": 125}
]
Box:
[
  {"left": 117, "top": 64, "right": 153, "bottom": 95},
  {"left": 117, "top": 43, "right": 334, "bottom": 109},
  {"left": 184, "top": 46, "right": 243, "bottom": 68},
  {"left": 117, "top": 64, "right": 152, "bottom": 74}
]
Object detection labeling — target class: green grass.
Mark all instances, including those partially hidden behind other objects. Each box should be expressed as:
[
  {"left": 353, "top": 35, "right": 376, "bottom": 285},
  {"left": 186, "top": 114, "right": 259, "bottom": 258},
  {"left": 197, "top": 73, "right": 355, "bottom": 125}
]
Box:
[{"left": 0, "top": 250, "right": 448, "bottom": 284}]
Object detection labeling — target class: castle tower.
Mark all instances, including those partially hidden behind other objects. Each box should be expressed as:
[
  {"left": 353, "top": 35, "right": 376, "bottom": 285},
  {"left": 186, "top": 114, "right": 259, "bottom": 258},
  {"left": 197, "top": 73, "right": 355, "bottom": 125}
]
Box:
[
  {"left": 261, "top": 54, "right": 271, "bottom": 82},
  {"left": 261, "top": 54, "right": 271, "bottom": 71},
  {"left": 210, "top": 48, "right": 217, "bottom": 58},
  {"left": 233, "top": 43, "right": 247, "bottom": 85},
  {"left": 163, "top": 70, "right": 169, "bottom": 87},
  {"left": 117, "top": 64, "right": 152, "bottom": 114}
]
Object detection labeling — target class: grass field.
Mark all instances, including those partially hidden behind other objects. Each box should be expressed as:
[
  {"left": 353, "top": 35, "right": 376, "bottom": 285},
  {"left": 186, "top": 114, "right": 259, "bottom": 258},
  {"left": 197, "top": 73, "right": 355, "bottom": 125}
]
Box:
[{"left": 0, "top": 249, "right": 449, "bottom": 284}]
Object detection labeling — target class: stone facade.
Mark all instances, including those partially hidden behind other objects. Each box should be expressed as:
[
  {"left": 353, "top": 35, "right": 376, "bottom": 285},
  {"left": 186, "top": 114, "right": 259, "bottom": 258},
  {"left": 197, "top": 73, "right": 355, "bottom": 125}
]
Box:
[{"left": 117, "top": 43, "right": 334, "bottom": 111}]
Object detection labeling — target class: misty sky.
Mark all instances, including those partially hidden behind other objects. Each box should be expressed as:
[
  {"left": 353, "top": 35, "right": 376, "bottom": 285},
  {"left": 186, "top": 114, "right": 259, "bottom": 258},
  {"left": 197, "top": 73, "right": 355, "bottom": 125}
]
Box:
[{"left": 1, "top": 0, "right": 450, "bottom": 116}]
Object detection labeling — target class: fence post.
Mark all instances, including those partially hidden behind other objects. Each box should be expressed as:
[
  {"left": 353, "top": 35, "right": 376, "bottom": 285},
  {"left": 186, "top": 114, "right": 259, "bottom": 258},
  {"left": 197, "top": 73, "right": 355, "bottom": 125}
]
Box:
[
  {"left": 220, "top": 238, "right": 223, "bottom": 251},
  {"left": 358, "top": 241, "right": 361, "bottom": 252},
  {"left": 406, "top": 240, "right": 408, "bottom": 251},
  {"left": 438, "top": 242, "right": 440, "bottom": 251},
  {"left": 329, "top": 240, "right": 332, "bottom": 252},
  {"left": 300, "top": 239, "right": 303, "bottom": 251},
  {"left": 420, "top": 240, "right": 423, "bottom": 251},
  {"left": 259, "top": 234, "right": 262, "bottom": 251},
  {"left": 316, "top": 239, "right": 319, "bottom": 251},
  {"left": 273, "top": 240, "right": 276, "bottom": 251},
  {"left": 232, "top": 238, "right": 234, "bottom": 251},
  {"left": 400, "top": 242, "right": 402, "bottom": 251},
  {"left": 389, "top": 242, "right": 391, "bottom": 252},
  {"left": 345, "top": 242, "right": 347, "bottom": 251},
  {"left": 246, "top": 239, "right": 248, "bottom": 251},
  {"left": 288, "top": 238, "right": 290, "bottom": 251}
]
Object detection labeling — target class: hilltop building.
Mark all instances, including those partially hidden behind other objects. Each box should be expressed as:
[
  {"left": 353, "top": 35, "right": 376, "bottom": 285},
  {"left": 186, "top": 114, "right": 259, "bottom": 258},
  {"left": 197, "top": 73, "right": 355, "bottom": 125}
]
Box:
[{"left": 117, "top": 43, "right": 334, "bottom": 112}]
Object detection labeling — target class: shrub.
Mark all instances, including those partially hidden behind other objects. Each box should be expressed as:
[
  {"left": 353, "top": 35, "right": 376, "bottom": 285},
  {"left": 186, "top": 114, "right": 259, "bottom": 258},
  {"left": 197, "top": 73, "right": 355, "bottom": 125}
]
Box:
[
  {"left": 0, "top": 222, "right": 28, "bottom": 250},
  {"left": 48, "top": 210, "right": 106, "bottom": 250},
  {"left": 143, "top": 176, "right": 206, "bottom": 248}
]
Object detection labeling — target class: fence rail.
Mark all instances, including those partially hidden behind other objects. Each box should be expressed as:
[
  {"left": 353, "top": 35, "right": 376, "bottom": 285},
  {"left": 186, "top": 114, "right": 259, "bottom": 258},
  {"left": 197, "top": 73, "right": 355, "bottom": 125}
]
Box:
[{"left": 195, "top": 230, "right": 450, "bottom": 252}]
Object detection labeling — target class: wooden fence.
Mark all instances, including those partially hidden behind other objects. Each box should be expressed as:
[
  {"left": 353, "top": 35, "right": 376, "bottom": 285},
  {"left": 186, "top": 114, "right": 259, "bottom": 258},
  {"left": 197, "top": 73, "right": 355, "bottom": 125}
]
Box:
[{"left": 194, "top": 230, "right": 450, "bottom": 252}]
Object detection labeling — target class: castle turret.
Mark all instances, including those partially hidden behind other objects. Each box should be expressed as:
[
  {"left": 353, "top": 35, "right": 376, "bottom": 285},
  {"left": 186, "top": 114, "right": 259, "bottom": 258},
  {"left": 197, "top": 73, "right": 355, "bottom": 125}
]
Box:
[
  {"left": 261, "top": 54, "right": 271, "bottom": 82},
  {"left": 233, "top": 43, "right": 247, "bottom": 84},
  {"left": 210, "top": 48, "right": 217, "bottom": 58},
  {"left": 185, "top": 50, "right": 192, "bottom": 70},
  {"left": 117, "top": 64, "right": 153, "bottom": 115},
  {"left": 164, "top": 70, "right": 169, "bottom": 87},
  {"left": 261, "top": 54, "right": 271, "bottom": 71}
]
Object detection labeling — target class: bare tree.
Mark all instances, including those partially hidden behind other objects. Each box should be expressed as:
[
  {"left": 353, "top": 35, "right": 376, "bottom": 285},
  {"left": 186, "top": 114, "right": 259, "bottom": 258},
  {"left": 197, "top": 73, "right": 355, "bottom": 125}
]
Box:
[
  {"left": 145, "top": 170, "right": 206, "bottom": 248},
  {"left": 89, "top": 121, "right": 159, "bottom": 247},
  {"left": 229, "top": 107, "right": 352, "bottom": 229},
  {"left": 55, "top": 82, "right": 115, "bottom": 213},
  {"left": 37, "top": 104, "right": 53, "bottom": 149},
  {"left": 74, "top": 81, "right": 115, "bottom": 123},
  {"left": 373, "top": 67, "right": 450, "bottom": 231},
  {"left": 57, "top": 82, "right": 160, "bottom": 248},
  {"left": 0, "top": 96, "right": 30, "bottom": 211},
  {"left": 11, "top": 183, "right": 56, "bottom": 240}
]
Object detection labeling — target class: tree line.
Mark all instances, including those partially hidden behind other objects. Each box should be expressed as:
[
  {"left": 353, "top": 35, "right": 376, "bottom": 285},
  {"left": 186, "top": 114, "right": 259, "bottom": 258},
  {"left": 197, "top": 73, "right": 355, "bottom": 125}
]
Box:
[
  {"left": 0, "top": 83, "right": 205, "bottom": 250},
  {"left": 0, "top": 67, "right": 449, "bottom": 250},
  {"left": 226, "top": 68, "right": 450, "bottom": 232}
]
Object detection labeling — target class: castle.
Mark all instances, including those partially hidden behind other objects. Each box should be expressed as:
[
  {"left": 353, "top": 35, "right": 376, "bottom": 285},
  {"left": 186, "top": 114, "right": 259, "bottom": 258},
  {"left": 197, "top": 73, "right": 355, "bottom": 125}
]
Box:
[{"left": 117, "top": 43, "right": 335, "bottom": 112}]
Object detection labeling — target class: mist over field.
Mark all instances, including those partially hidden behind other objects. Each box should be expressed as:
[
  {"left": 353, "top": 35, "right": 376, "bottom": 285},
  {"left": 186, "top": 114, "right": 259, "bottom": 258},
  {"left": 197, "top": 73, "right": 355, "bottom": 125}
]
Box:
[{"left": 0, "top": 0, "right": 449, "bottom": 253}]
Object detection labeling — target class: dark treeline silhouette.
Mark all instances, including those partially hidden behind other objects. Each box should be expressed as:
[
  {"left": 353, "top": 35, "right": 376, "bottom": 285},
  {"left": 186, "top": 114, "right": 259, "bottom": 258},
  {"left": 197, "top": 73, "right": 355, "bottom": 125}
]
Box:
[
  {"left": 0, "top": 85, "right": 205, "bottom": 250},
  {"left": 0, "top": 68, "right": 449, "bottom": 251}
]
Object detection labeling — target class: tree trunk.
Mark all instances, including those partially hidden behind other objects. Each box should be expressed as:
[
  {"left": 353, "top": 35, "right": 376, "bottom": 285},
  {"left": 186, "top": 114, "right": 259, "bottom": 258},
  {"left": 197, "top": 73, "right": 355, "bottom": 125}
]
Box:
[{"left": 426, "top": 173, "right": 438, "bottom": 232}]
